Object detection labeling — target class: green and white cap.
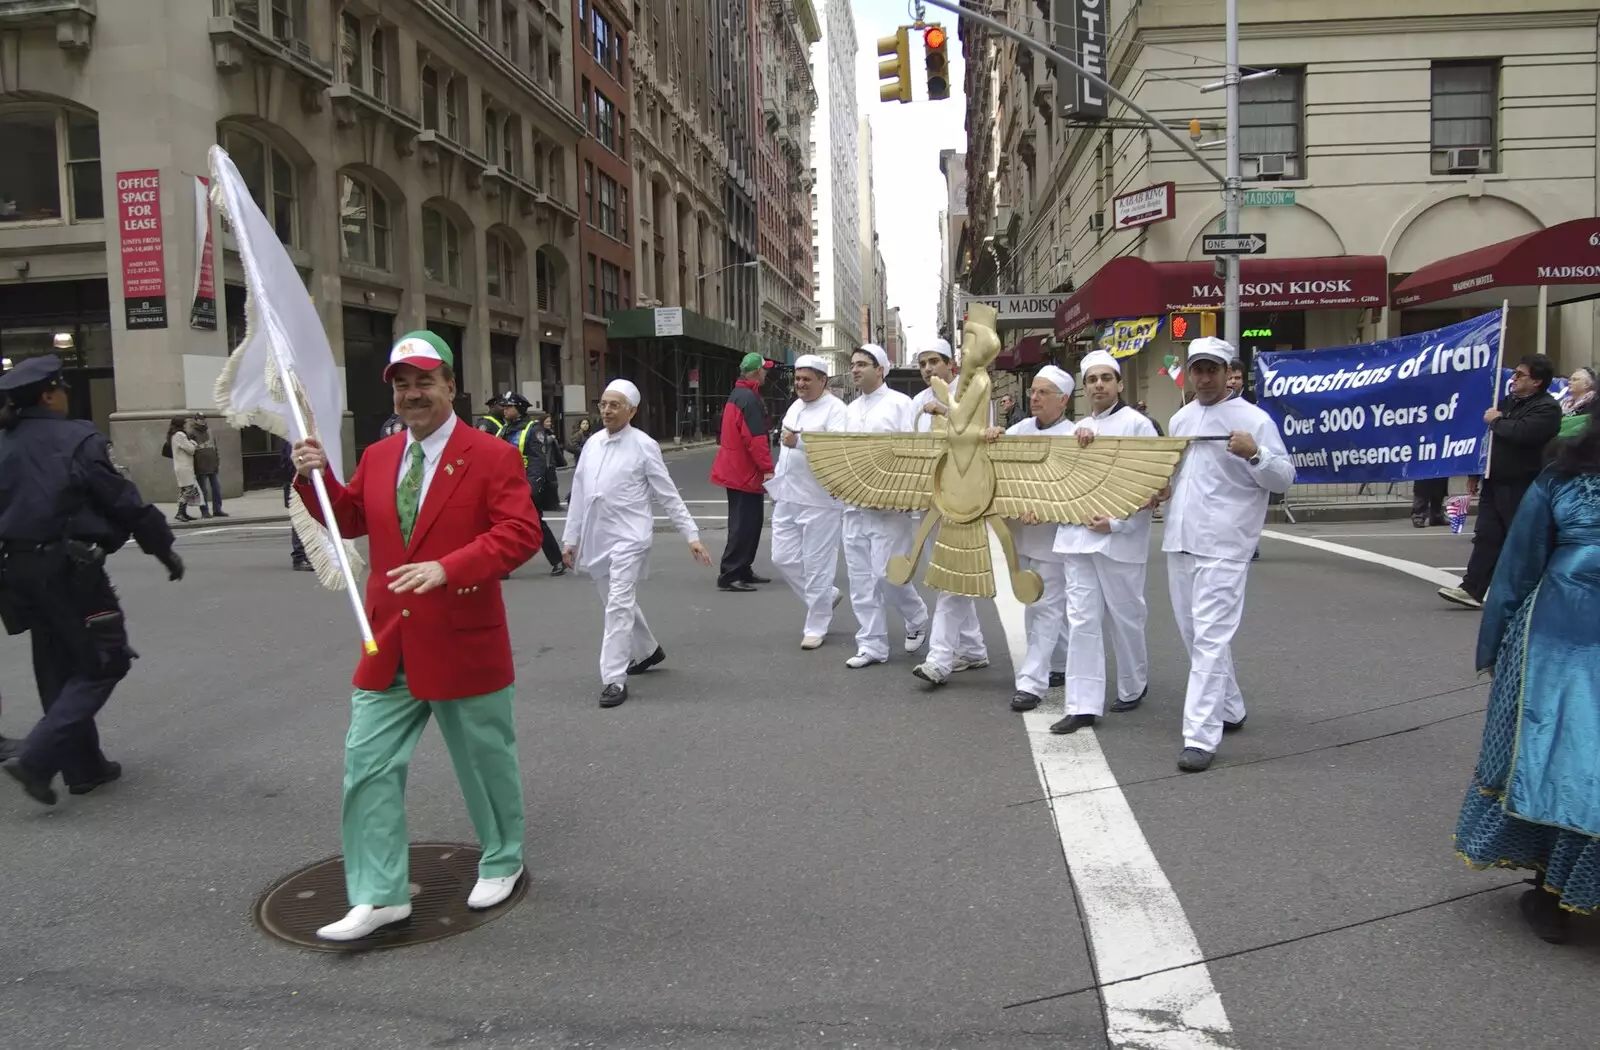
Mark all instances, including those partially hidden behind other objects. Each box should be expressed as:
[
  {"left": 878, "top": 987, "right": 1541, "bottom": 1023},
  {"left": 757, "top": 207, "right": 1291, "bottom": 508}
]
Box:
[{"left": 383, "top": 330, "right": 455, "bottom": 381}]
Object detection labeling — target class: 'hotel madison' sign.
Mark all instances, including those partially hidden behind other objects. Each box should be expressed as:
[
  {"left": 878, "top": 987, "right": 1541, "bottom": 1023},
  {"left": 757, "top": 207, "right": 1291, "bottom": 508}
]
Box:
[
  {"left": 959, "top": 293, "right": 1074, "bottom": 329},
  {"left": 1053, "top": 0, "right": 1108, "bottom": 121}
]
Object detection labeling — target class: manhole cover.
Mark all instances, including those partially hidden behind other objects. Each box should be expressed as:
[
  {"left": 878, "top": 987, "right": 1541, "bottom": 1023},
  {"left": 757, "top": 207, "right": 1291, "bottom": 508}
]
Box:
[{"left": 253, "top": 842, "right": 527, "bottom": 952}]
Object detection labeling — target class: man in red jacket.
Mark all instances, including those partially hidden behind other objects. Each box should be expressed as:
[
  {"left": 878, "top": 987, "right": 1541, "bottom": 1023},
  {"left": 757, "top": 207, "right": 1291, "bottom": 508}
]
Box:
[
  {"left": 710, "top": 352, "right": 775, "bottom": 592},
  {"left": 290, "top": 330, "right": 543, "bottom": 942}
]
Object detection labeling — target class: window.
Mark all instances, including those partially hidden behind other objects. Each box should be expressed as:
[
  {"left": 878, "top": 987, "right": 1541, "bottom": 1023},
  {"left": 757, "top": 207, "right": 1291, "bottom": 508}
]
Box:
[
  {"left": 1432, "top": 61, "right": 1498, "bottom": 172},
  {"left": 501, "top": 5, "right": 517, "bottom": 58},
  {"left": 1239, "top": 69, "right": 1303, "bottom": 179},
  {"left": 422, "top": 205, "right": 462, "bottom": 287},
  {"left": 597, "top": 173, "right": 617, "bottom": 237},
  {"left": 587, "top": 253, "right": 599, "bottom": 314},
  {"left": 487, "top": 231, "right": 517, "bottom": 302},
  {"left": 578, "top": 0, "right": 589, "bottom": 44},
  {"left": 0, "top": 106, "right": 103, "bottom": 225},
  {"left": 621, "top": 269, "right": 631, "bottom": 308},
  {"left": 536, "top": 249, "right": 555, "bottom": 311},
  {"left": 370, "top": 28, "right": 389, "bottom": 100},
  {"left": 269, "top": 0, "right": 306, "bottom": 42},
  {"left": 221, "top": 125, "right": 296, "bottom": 244},
  {"left": 502, "top": 114, "right": 521, "bottom": 174},
  {"left": 617, "top": 112, "right": 627, "bottom": 158},
  {"left": 581, "top": 77, "right": 590, "bottom": 130},
  {"left": 594, "top": 90, "right": 617, "bottom": 152},
  {"left": 600, "top": 261, "right": 620, "bottom": 314},
  {"left": 421, "top": 65, "right": 440, "bottom": 129},
  {"left": 477, "top": 0, "right": 490, "bottom": 37},
  {"left": 485, "top": 105, "right": 500, "bottom": 163},
  {"left": 584, "top": 161, "right": 594, "bottom": 224},
  {"left": 339, "top": 12, "right": 364, "bottom": 86},
  {"left": 593, "top": 11, "right": 615, "bottom": 74},
  {"left": 619, "top": 187, "right": 629, "bottom": 241},
  {"left": 338, "top": 172, "right": 390, "bottom": 269},
  {"left": 445, "top": 75, "right": 464, "bottom": 141}
]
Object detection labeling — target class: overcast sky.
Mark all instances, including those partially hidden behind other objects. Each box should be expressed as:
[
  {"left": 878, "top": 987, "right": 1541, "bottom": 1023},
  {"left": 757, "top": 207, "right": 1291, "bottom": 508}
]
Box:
[{"left": 851, "top": 0, "right": 968, "bottom": 351}]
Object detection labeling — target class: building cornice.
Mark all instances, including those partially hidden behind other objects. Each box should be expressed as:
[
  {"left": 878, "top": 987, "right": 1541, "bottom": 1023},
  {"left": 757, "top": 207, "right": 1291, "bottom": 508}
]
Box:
[{"left": 1139, "top": 9, "right": 1600, "bottom": 45}]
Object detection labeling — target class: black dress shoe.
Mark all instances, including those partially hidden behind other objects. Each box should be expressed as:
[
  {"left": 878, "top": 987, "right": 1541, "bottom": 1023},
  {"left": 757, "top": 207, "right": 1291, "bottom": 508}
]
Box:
[
  {"left": 1049, "top": 714, "right": 1097, "bottom": 735},
  {"left": 292, "top": 560, "right": 315, "bottom": 572},
  {"left": 718, "top": 579, "right": 758, "bottom": 592},
  {"left": 68, "top": 761, "right": 121, "bottom": 796},
  {"left": 213, "top": 510, "right": 230, "bottom": 518},
  {"left": 1010, "top": 691, "right": 1042, "bottom": 712},
  {"left": 550, "top": 563, "right": 567, "bottom": 577},
  {"left": 744, "top": 573, "right": 772, "bottom": 584},
  {"left": 626, "top": 646, "right": 666, "bottom": 675},
  {"left": 1177, "top": 747, "right": 1215, "bottom": 773},
  {"left": 1048, "top": 671, "right": 1065, "bottom": 688},
  {"left": 1222, "top": 713, "right": 1248, "bottom": 733},
  {"left": 1111, "top": 686, "right": 1148, "bottom": 714},
  {"left": 599, "top": 684, "right": 628, "bottom": 708},
  {"left": 1519, "top": 886, "right": 1570, "bottom": 944},
  {"left": 3, "top": 759, "right": 57, "bottom": 806}
]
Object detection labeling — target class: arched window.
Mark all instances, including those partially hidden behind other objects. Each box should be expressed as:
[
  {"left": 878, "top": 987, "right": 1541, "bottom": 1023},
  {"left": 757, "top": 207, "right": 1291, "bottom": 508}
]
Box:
[
  {"left": 486, "top": 231, "right": 517, "bottom": 303},
  {"left": 338, "top": 172, "right": 391, "bottom": 270},
  {"left": 220, "top": 124, "right": 297, "bottom": 245},
  {"left": 0, "top": 104, "right": 102, "bottom": 225},
  {"left": 422, "top": 205, "right": 462, "bottom": 288}
]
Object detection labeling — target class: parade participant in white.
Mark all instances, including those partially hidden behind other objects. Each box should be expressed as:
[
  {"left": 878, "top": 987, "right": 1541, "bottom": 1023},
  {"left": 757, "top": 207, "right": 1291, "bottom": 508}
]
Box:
[
  {"left": 768, "top": 355, "right": 849, "bottom": 649},
  {"left": 841, "top": 344, "right": 930, "bottom": 668},
  {"left": 911, "top": 338, "right": 990, "bottom": 685},
  {"left": 1050, "top": 351, "right": 1158, "bottom": 735},
  {"left": 1160, "top": 338, "right": 1295, "bottom": 772},
  {"left": 982, "top": 366, "right": 1077, "bottom": 711},
  {"left": 562, "top": 379, "right": 713, "bottom": 707}
]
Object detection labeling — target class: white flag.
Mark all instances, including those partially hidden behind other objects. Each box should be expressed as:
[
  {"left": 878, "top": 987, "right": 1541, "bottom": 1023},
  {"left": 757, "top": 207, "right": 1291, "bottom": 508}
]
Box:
[{"left": 208, "top": 145, "right": 365, "bottom": 589}]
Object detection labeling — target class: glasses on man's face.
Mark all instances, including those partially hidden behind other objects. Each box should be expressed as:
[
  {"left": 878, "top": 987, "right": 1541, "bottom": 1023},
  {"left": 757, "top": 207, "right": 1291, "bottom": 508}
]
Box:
[{"left": 1513, "top": 370, "right": 1533, "bottom": 381}]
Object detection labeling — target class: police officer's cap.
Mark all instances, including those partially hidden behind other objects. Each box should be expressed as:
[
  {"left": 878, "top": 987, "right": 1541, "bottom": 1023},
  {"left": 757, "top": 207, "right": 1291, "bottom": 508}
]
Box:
[
  {"left": 0, "top": 353, "right": 69, "bottom": 394},
  {"left": 500, "top": 392, "right": 533, "bottom": 411}
]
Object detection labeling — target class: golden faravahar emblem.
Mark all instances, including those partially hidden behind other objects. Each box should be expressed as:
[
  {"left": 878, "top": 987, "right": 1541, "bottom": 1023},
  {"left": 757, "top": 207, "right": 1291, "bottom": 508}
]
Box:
[{"left": 804, "top": 303, "right": 1192, "bottom": 603}]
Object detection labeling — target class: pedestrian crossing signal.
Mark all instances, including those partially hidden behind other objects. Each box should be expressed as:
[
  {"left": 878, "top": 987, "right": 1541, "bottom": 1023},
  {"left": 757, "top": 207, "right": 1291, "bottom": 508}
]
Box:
[
  {"left": 878, "top": 28, "right": 912, "bottom": 104},
  {"left": 924, "top": 25, "right": 950, "bottom": 101},
  {"left": 1169, "top": 311, "right": 1217, "bottom": 342}
]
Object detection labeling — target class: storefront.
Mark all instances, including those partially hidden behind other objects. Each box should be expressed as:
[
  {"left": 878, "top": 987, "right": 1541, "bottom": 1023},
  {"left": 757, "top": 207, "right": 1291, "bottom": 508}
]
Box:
[{"left": 0, "top": 279, "right": 115, "bottom": 434}]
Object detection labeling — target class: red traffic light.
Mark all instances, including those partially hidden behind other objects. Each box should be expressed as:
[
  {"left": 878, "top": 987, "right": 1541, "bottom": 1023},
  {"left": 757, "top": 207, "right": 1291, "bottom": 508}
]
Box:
[
  {"left": 924, "top": 25, "right": 946, "bottom": 49},
  {"left": 1171, "top": 314, "right": 1189, "bottom": 340}
]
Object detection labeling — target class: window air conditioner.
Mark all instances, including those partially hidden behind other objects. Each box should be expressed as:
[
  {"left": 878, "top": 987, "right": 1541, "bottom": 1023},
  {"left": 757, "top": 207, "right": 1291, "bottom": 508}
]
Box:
[
  {"left": 1255, "top": 153, "right": 1287, "bottom": 178},
  {"left": 1446, "top": 147, "right": 1490, "bottom": 173},
  {"left": 1088, "top": 212, "right": 1105, "bottom": 231}
]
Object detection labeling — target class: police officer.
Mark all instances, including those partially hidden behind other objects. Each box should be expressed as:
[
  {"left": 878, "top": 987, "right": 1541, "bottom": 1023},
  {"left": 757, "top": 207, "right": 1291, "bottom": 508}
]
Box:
[
  {"left": 498, "top": 393, "right": 566, "bottom": 576},
  {"left": 476, "top": 394, "right": 507, "bottom": 435},
  {"left": 0, "top": 355, "right": 184, "bottom": 806}
]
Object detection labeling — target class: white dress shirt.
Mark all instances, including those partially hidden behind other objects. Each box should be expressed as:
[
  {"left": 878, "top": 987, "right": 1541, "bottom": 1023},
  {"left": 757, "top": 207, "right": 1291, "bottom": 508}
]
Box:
[
  {"left": 1002, "top": 414, "right": 1077, "bottom": 561},
  {"left": 767, "top": 392, "right": 850, "bottom": 508},
  {"left": 1162, "top": 396, "right": 1295, "bottom": 562},
  {"left": 845, "top": 382, "right": 915, "bottom": 435},
  {"left": 397, "top": 410, "right": 459, "bottom": 506},
  {"left": 1053, "top": 402, "right": 1159, "bottom": 564},
  {"left": 910, "top": 384, "right": 996, "bottom": 433},
  {"left": 561, "top": 423, "right": 700, "bottom": 578}
]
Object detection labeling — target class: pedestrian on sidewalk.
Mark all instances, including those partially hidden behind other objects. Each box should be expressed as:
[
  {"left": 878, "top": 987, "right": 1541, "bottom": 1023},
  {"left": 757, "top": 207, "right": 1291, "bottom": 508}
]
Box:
[
  {"left": 1159, "top": 337, "right": 1296, "bottom": 773},
  {"left": 1440, "top": 354, "right": 1562, "bottom": 610},
  {"left": 1559, "top": 366, "right": 1594, "bottom": 438},
  {"left": 768, "top": 354, "right": 848, "bottom": 650},
  {"left": 1455, "top": 397, "right": 1600, "bottom": 943},
  {"left": 570, "top": 417, "right": 594, "bottom": 460},
  {"left": 0, "top": 354, "right": 184, "bottom": 807},
  {"left": 910, "top": 338, "right": 991, "bottom": 687},
  {"left": 711, "top": 353, "right": 775, "bottom": 591},
  {"left": 166, "top": 416, "right": 202, "bottom": 522},
  {"left": 1049, "top": 353, "right": 1158, "bottom": 733},
  {"left": 279, "top": 438, "right": 312, "bottom": 571},
  {"left": 500, "top": 393, "right": 567, "bottom": 577},
  {"left": 189, "top": 414, "right": 227, "bottom": 518},
  {"left": 563, "top": 379, "right": 711, "bottom": 708},
  {"left": 290, "top": 331, "right": 543, "bottom": 942}
]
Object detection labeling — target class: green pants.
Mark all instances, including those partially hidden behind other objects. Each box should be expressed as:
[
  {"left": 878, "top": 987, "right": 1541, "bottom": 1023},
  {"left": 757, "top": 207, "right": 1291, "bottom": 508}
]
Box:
[{"left": 341, "top": 674, "right": 525, "bottom": 907}]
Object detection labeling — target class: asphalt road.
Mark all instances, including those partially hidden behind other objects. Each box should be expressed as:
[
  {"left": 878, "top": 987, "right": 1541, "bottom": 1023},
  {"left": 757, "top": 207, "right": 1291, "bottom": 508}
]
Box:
[{"left": 1, "top": 447, "right": 1595, "bottom": 1049}]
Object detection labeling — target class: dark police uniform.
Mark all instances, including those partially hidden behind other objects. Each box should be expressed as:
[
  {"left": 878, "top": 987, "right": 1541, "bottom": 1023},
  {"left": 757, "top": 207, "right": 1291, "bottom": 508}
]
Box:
[
  {"left": 499, "top": 395, "right": 565, "bottom": 574},
  {"left": 0, "top": 355, "right": 183, "bottom": 806}
]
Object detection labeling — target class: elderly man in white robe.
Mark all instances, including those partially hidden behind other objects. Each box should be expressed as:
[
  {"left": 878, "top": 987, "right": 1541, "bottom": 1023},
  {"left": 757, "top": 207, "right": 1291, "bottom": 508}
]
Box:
[
  {"left": 1050, "top": 351, "right": 1159, "bottom": 735},
  {"left": 768, "top": 354, "right": 849, "bottom": 649},
  {"left": 910, "top": 338, "right": 991, "bottom": 685},
  {"left": 842, "top": 344, "right": 930, "bottom": 668},
  {"left": 1160, "top": 337, "right": 1295, "bottom": 771},
  {"left": 982, "top": 365, "right": 1078, "bottom": 711},
  {"left": 562, "top": 379, "right": 712, "bottom": 708}
]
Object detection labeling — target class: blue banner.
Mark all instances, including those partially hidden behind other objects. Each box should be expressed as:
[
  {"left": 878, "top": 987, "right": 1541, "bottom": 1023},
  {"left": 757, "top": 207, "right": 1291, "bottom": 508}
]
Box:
[{"left": 1254, "top": 312, "right": 1501, "bottom": 484}]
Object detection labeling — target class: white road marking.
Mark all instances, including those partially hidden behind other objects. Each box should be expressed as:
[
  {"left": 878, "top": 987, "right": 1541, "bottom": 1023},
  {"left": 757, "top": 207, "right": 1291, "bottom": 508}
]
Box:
[
  {"left": 182, "top": 525, "right": 293, "bottom": 536},
  {"left": 1305, "top": 531, "right": 1463, "bottom": 539},
  {"left": 990, "top": 533, "right": 1237, "bottom": 1049},
  {"left": 1260, "top": 530, "right": 1460, "bottom": 587}
]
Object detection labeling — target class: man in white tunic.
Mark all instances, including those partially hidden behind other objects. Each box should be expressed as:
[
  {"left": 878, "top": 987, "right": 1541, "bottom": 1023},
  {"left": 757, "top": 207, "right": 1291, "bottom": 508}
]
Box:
[
  {"left": 1160, "top": 338, "right": 1295, "bottom": 771},
  {"left": 910, "top": 338, "right": 990, "bottom": 685},
  {"left": 768, "top": 354, "right": 848, "bottom": 649},
  {"left": 842, "top": 344, "right": 930, "bottom": 668},
  {"left": 561, "top": 379, "right": 712, "bottom": 708},
  {"left": 981, "top": 366, "right": 1077, "bottom": 711},
  {"left": 1050, "top": 351, "right": 1159, "bottom": 734}
]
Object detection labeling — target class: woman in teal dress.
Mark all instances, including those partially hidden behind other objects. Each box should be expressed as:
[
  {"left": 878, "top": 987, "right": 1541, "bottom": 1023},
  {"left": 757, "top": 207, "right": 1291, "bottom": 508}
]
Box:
[{"left": 1455, "top": 398, "right": 1600, "bottom": 944}]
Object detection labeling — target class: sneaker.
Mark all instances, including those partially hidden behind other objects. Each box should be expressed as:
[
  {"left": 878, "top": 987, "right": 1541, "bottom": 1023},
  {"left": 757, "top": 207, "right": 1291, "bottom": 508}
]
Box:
[
  {"left": 952, "top": 655, "right": 990, "bottom": 672},
  {"left": 846, "top": 652, "right": 885, "bottom": 669},
  {"left": 912, "top": 662, "right": 949, "bottom": 686},
  {"left": 801, "top": 635, "right": 823, "bottom": 650},
  {"left": 904, "top": 626, "right": 928, "bottom": 653},
  {"left": 1438, "top": 585, "right": 1484, "bottom": 610}
]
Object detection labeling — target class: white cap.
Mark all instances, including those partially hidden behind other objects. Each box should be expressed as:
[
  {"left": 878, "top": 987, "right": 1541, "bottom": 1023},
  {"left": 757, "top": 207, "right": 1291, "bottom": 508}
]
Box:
[
  {"left": 1079, "top": 350, "right": 1121, "bottom": 376},
  {"left": 857, "top": 344, "right": 889, "bottom": 370},
  {"left": 1187, "top": 336, "right": 1235, "bottom": 368},
  {"left": 919, "top": 338, "right": 953, "bottom": 362},
  {"left": 603, "top": 378, "right": 641, "bottom": 407},
  {"left": 1034, "top": 364, "right": 1074, "bottom": 398},
  {"left": 794, "top": 354, "right": 829, "bottom": 376}
]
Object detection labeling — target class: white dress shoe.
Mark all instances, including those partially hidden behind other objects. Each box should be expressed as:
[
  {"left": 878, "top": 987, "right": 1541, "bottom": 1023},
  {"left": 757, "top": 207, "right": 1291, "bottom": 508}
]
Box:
[
  {"left": 801, "top": 635, "right": 823, "bottom": 650},
  {"left": 315, "top": 904, "right": 412, "bottom": 942},
  {"left": 467, "top": 867, "right": 524, "bottom": 910},
  {"left": 904, "top": 626, "right": 928, "bottom": 653},
  {"left": 831, "top": 587, "right": 843, "bottom": 608},
  {"left": 845, "top": 652, "right": 885, "bottom": 669}
]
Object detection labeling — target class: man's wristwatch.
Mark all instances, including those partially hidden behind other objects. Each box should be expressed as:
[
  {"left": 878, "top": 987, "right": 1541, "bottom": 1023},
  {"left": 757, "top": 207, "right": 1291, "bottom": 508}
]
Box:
[{"left": 1247, "top": 451, "right": 1262, "bottom": 466}]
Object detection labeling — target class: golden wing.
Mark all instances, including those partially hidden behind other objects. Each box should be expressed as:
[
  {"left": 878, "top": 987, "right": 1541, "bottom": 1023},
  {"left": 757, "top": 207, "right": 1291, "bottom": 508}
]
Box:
[
  {"left": 802, "top": 432, "right": 942, "bottom": 512},
  {"left": 988, "top": 436, "right": 1191, "bottom": 524}
]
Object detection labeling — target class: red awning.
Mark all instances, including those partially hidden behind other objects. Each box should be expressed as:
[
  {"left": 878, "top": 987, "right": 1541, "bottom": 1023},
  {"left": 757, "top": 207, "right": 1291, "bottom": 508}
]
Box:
[
  {"left": 993, "top": 334, "right": 1047, "bottom": 372},
  {"left": 1389, "top": 217, "right": 1600, "bottom": 310},
  {"left": 1054, "top": 255, "right": 1389, "bottom": 338}
]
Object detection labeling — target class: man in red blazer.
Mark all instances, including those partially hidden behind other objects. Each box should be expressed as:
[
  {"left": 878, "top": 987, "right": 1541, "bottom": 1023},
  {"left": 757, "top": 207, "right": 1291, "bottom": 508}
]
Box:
[{"left": 291, "top": 330, "right": 543, "bottom": 942}]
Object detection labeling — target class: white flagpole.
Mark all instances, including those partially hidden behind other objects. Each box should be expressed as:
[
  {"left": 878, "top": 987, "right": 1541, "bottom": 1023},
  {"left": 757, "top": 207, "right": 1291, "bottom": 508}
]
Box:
[{"left": 1483, "top": 299, "right": 1509, "bottom": 482}]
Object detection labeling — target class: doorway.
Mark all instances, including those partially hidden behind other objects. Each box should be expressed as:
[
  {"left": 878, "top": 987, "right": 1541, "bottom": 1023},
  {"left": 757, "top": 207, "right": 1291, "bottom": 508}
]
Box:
[
  {"left": 344, "top": 306, "right": 396, "bottom": 455},
  {"left": 540, "top": 341, "right": 564, "bottom": 437}
]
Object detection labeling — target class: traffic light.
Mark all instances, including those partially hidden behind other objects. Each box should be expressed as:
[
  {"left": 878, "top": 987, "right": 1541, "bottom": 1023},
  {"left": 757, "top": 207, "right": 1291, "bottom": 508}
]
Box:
[
  {"left": 923, "top": 24, "right": 950, "bottom": 100},
  {"left": 878, "top": 28, "right": 911, "bottom": 104},
  {"left": 1169, "top": 310, "right": 1218, "bottom": 342}
]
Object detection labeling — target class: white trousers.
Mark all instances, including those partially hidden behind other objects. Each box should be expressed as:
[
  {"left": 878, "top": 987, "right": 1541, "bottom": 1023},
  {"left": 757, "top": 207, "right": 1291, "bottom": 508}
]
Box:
[
  {"left": 924, "top": 592, "right": 988, "bottom": 674},
  {"left": 595, "top": 573, "right": 659, "bottom": 686},
  {"left": 770, "top": 501, "right": 843, "bottom": 639},
  {"left": 1166, "top": 552, "right": 1250, "bottom": 752},
  {"left": 1062, "top": 553, "right": 1149, "bottom": 716},
  {"left": 842, "top": 510, "right": 929, "bottom": 661},
  {"left": 1014, "top": 555, "right": 1069, "bottom": 697}
]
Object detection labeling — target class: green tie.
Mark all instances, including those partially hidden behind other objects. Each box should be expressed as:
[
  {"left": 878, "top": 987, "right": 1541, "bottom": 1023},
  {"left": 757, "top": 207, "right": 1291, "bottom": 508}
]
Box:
[{"left": 398, "top": 442, "right": 425, "bottom": 544}]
